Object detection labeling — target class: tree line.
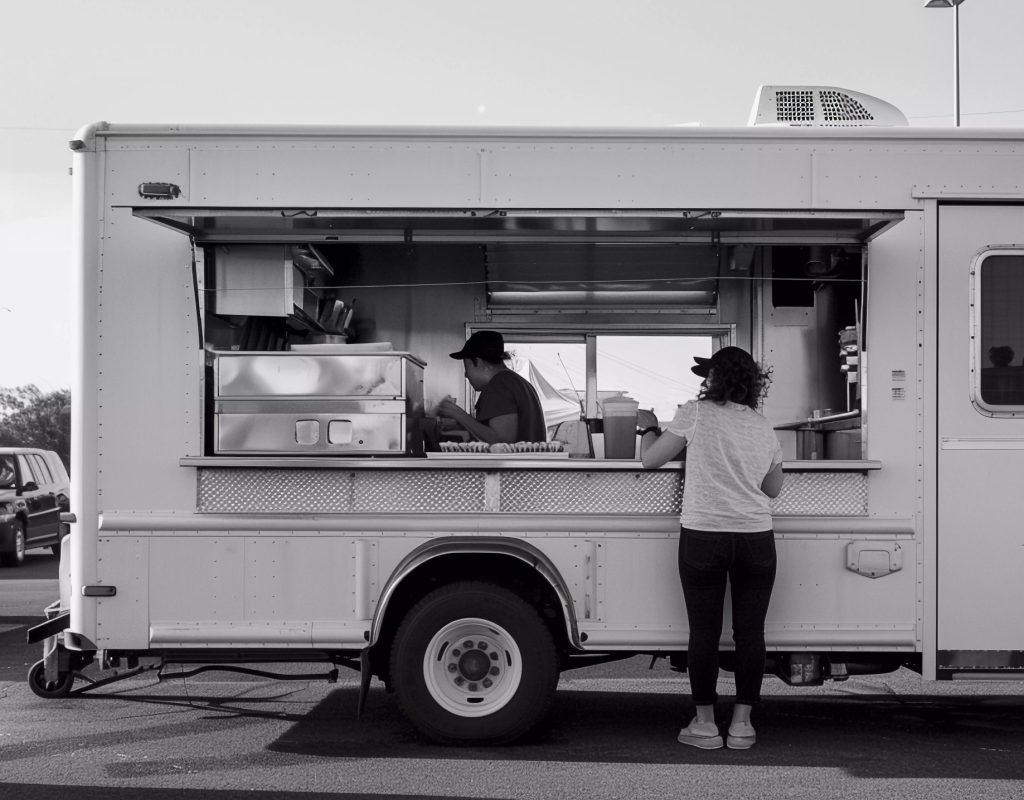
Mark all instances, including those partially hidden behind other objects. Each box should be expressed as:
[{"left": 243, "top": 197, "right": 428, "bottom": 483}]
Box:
[{"left": 0, "top": 385, "right": 71, "bottom": 471}]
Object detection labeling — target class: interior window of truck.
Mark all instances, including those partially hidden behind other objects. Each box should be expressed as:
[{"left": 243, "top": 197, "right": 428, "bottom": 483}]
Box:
[
  {"left": 503, "top": 341, "right": 586, "bottom": 432},
  {"left": 596, "top": 336, "right": 711, "bottom": 423},
  {"left": 977, "top": 253, "right": 1024, "bottom": 408},
  {"left": 503, "top": 334, "right": 714, "bottom": 427}
]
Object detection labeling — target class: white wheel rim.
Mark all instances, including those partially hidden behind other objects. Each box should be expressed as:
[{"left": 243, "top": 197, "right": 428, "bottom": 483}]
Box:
[{"left": 423, "top": 617, "right": 523, "bottom": 718}]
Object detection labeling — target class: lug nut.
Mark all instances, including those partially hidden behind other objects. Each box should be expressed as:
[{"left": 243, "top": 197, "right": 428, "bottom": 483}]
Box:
[
  {"left": 468, "top": 683, "right": 478, "bottom": 692},
  {"left": 482, "top": 678, "right": 493, "bottom": 688},
  {"left": 489, "top": 651, "right": 499, "bottom": 661},
  {"left": 454, "top": 676, "right": 465, "bottom": 686},
  {"left": 478, "top": 642, "right": 488, "bottom": 650},
  {"left": 489, "top": 666, "right": 500, "bottom": 676},
  {"left": 452, "top": 648, "right": 461, "bottom": 657},
  {"left": 447, "top": 664, "right": 457, "bottom": 673},
  {"left": 463, "top": 641, "right": 473, "bottom": 649}
]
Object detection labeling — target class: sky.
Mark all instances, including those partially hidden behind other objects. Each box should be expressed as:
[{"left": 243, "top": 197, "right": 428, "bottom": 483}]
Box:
[{"left": 2, "top": 0, "right": 1023, "bottom": 391}]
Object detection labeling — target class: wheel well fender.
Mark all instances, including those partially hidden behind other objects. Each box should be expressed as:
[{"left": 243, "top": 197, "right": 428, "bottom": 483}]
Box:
[{"left": 369, "top": 537, "right": 581, "bottom": 653}]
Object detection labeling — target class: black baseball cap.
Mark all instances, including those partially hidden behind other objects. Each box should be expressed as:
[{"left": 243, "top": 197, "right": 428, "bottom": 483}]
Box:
[
  {"left": 449, "top": 330, "right": 511, "bottom": 362},
  {"left": 691, "top": 346, "right": 754, "bottom": 378}
]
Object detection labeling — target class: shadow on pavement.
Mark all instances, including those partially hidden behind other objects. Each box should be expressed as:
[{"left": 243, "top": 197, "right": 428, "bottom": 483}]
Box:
[
  {"left": 263, "top": 686, "right": 1024, "bottom": 780},
  {"left": 0, "top": 786, "right": 488, "bottom": 800}
]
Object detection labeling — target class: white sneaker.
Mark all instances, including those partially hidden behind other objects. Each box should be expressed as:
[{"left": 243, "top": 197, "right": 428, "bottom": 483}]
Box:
[
  {"left": 726, "top": 720, "right": 756, "bottom": 749},
  {"left": 677, "top": 718, "right": 724, "bottom": 749}
]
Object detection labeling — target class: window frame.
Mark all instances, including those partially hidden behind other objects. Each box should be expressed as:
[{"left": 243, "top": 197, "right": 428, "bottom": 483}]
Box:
[
  {"left": 30, "top": 454, "right": 54, "bottom": 485},
  {"left": 466, "top": 322, "right": 735, "bottom": 418},
  {"left": 971, "top": 247, "right": 1024, "bottom": 417},
  {"left": 16, "top": 454, "right": 38, "bottom": 487}
]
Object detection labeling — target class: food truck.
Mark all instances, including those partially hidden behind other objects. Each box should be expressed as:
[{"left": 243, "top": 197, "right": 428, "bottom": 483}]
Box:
[{"left": 28, "top": 86, "right": 1024, "bottom": 743}]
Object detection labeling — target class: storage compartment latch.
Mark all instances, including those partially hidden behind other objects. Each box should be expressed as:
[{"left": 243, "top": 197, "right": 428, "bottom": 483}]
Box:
[{"left": 845, "top": 541, "right": 902, "bottom": 578}]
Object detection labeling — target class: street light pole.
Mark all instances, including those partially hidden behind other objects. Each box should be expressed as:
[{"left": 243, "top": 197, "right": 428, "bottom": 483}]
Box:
[
  {"left": 925, "top": 0, "right": 966, "bottom": 127},
  {"left": 952, "top": 1, "right": 960, "bottom": 126}
]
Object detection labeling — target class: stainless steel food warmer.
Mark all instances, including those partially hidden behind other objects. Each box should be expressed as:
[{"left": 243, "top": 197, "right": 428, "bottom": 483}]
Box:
[{"left": 212, "top": 351, "right": 425, "bottom": 455}]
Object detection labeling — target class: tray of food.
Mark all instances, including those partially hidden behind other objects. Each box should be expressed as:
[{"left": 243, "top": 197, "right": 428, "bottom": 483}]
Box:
[{"left": 426, "top": 441, "right": 569, "bottom": 458}]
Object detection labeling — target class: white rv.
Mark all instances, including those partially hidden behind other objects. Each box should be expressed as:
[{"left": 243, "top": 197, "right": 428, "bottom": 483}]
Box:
[{"left": 29, "top": 87, "right": 1024, "bottom": 743}]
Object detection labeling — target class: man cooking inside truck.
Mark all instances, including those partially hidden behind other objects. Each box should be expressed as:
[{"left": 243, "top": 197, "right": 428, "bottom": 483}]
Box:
[{"left": 437, "top": 330, "right": 546, "bottom": 444}]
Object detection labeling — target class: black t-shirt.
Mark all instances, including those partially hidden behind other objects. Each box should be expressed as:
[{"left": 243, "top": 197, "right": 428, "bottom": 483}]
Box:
[{"left": 474, "top": 370, "right": 547, "bottom": 443}]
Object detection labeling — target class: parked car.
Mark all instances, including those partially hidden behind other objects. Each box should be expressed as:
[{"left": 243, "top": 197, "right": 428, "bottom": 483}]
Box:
[{"left": 0, "top": 448, "right": 70, "bottom": 567}]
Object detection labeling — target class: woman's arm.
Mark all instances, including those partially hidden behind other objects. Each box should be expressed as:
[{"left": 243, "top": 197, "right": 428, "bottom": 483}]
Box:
[
  {"left": 640, "top": 430, "right": 687, "bottom": 469},
  {"left": 761, "top": 462, "right": 784, "bottom": 498}
]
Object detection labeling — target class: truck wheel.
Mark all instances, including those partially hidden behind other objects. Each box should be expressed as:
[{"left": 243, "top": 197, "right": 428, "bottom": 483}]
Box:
[
  {"left": 27, "top": 660, "right": 75, "bottom": 698},
  {"left": 390, "top": 581, "right": 559, "bottom": 745},
  {"left": 0, "top": 521, "right": 25, "bottom": 567}
]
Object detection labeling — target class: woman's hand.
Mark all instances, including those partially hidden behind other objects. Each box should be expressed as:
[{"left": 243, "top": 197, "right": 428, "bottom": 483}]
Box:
[{"left": 636, "top": 408, "right": 659, "bottom": 431}]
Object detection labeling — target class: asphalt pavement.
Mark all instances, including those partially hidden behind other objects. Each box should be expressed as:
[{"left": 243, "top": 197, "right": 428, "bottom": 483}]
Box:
[{"left": 3, "top": 554, "right": 1024, "bottom": 798}]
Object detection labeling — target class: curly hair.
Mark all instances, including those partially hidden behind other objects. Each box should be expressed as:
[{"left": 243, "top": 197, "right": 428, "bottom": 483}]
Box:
[{"left": 698, "top": 351, "right": 773, "bottom": 410}]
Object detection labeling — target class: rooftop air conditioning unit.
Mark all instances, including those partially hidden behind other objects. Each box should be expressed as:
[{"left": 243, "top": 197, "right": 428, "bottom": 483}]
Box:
[{"left": 748, "top": 85, "right": 908, "bottom": 127}]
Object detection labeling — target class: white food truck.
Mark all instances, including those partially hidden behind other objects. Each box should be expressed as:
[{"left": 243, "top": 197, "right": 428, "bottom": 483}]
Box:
[{"left": 28, "top": 86, "right": 1024, "bottom": 744}]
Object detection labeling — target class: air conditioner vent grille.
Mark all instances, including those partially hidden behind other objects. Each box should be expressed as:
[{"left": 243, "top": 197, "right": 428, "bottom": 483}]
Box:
[
  {"left": 775, "top": 90, "right": 816, "bottom": 122},
  {"left": 748, "top": 85, "right": 907, "bottom": 127},
  {"left": 820, "top": 90, "right": 874, "bottom": 122}
]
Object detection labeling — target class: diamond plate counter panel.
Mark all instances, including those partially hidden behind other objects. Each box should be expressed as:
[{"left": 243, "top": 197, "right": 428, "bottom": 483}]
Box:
[
  {"left": 198, "top": 469, "right": 486, "bottom": 514},
  {"left": 197, "top": 467, "right": 867, "bottom": 516},
  {"left": 499, "top": 471, "right": 683, "bottom": 515},
  {"left": 771, "top": 471, "right": 867, "bottom": 516}
]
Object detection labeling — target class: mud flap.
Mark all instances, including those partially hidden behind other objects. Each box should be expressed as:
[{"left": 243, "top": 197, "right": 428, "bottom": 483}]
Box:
[
  {"left": 357, "top": 647, "right": 372, "bottom": 719},
  {"left": 43, "top": 633, "right": 72, "bottom": 686}
]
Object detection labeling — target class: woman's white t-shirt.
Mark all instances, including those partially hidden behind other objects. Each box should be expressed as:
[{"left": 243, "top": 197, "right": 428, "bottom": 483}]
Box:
[{"left": 666, "top": 399, "right": 783, "bottom": 532}]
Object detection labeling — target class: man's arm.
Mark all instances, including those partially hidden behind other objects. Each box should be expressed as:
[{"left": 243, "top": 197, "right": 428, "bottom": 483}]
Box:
[
  {"left": 437, "top": 399, "right": 518, "bottom": 444},
  {"left": 458, "top": 412, "right": 518, "bottom": 444}
]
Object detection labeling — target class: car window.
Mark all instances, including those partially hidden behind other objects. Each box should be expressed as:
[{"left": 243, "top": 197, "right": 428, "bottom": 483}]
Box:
[
  {"left": 0, "top": 456, "right": 15, "bottom": 489},
  {"left": 16, "top": 454, "right": 38, "bottom": 486},
  {"left": 44, "top": 454, "right": 68, "bottom": 484},
  {"left": 30, "top": 454, "right": 53, "bottom": 485}
]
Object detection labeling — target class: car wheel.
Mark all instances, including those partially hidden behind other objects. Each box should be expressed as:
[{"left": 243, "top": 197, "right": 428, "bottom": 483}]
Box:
[
  {"left": 27, "top": 659, "right": 75, "bottom": 699},
  {"left": 0, "top": 521, "right": 26, "bottom": 568},
  {"left": 390, "top": 581, "right": 559, "bottom": 745}
]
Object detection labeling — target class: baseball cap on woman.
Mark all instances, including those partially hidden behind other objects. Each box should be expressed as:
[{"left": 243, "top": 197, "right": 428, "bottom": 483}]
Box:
[{"left": 691, "top": 346, "right": 755, "bottom": 378}]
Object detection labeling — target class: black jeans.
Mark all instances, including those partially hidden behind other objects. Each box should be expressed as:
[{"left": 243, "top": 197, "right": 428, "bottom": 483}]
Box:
[{"left": 678, "top": 526, "right": 777, "bottom": 706}]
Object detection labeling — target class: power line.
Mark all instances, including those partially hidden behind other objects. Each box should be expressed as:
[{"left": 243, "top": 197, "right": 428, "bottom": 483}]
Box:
[
  {"left": 0, "top": 125, "right": 76, "bottom": 132},
  {"left": 909, "top": 107, "right": 1024, "bottom": 120}
]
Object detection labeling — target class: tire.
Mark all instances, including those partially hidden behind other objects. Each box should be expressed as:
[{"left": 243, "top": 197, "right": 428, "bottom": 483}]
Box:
[
  {"left": 390, "top": 581, "right": 559, "bottom": 745},
  {"left": 0, "top": 520, "right": 26, "bottom": 568},
  {"left": 27, "top": 659, "right": 75, "bottom": 699}
]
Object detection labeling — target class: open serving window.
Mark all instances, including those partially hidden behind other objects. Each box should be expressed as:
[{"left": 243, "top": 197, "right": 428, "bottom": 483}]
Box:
[{"left": 133, "top": 206, "right": 900, "bottom": 459}]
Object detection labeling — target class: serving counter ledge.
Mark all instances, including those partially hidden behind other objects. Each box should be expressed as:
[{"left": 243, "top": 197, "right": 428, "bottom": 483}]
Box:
[{"left": 179, "top": 456, "right": 881, "bottom": 472}]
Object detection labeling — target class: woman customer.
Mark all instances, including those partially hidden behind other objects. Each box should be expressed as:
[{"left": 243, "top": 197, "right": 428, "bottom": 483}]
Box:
[{"left": 639, "top": 346, "right": 783, "bottom": 750}]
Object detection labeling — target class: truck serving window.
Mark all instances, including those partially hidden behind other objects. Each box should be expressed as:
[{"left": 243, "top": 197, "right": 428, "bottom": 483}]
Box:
[
  {"left": 500, "top": 333, "right": 717, "bottom": 426},
  {"left": 976, "top": 252, "right": 1024, "bottom": 409}
]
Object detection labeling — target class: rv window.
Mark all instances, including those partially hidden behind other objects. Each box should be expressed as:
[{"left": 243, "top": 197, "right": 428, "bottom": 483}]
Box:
[{"left": 977, "top": 253, "right": 1024, "bottom": 408}]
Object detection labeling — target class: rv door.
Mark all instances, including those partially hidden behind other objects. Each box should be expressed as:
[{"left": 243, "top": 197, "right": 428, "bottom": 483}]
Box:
[{"left": 937, "top": 204, "right": 1024, "bottom": 678}]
